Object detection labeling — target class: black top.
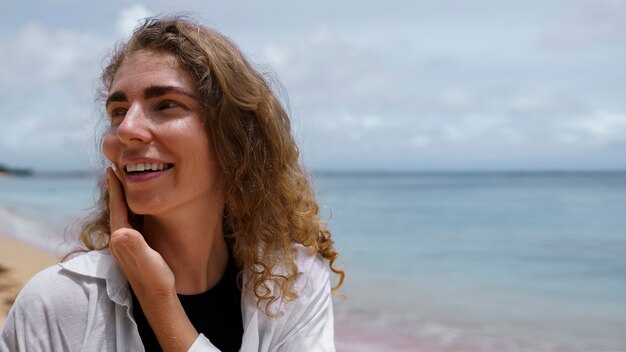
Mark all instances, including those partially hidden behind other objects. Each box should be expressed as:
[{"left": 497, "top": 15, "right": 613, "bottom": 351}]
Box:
[{"left": 131, "top": 254, "right": 243, "bottom": 352}]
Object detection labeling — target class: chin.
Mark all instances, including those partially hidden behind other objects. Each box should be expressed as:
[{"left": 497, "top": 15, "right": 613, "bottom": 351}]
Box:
[{"left": 126, "top": 195, "right": 167, "bottom": 216}]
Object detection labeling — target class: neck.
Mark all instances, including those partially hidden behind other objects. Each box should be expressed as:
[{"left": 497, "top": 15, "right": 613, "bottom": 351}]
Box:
[{"left": 141, "top": 200, "right": 228, "bottom": 295}]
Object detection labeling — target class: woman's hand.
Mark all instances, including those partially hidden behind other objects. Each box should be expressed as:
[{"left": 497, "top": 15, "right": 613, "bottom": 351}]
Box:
[
  {"left": 106, "top": 168, "right": 198, "bottom": 351},
  {"left": 106, "top": 167, "right": 175, "bottom": 297}
]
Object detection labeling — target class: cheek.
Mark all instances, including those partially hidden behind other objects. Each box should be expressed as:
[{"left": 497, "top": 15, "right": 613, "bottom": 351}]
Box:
[{"left": 102, "top": 131, "right": 119, "bottom": 163}]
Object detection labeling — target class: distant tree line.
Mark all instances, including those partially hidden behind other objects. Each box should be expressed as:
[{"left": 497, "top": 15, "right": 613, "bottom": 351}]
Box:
[{"left": 0, "top": 163, "right": 32, "bottom": 176}]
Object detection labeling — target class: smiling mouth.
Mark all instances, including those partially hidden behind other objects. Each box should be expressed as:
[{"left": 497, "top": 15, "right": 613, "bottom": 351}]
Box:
[{"left": 125, "top": 163, "right": 174, "bottom": 174}]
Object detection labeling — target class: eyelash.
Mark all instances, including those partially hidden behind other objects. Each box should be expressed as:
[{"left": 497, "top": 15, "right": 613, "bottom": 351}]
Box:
[
  {"left": 158, "top": 101, "right": 181, "bottom": 110},
  {"left": 108, "top": 100, "right": 185, "bottom": 124},
  {"left": 110, "top": 108, "right": 126, "bottom": 116},
  {"left": 109, "top": 108, "right": 126, "bottom": 124}
]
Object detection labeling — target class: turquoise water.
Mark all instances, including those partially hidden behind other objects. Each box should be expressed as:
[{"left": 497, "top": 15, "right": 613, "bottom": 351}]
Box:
[
  {"left": 0, "top": 174, "right": 98, "bottom": 252},
  {"left": 313, "top": 171, "right": 626, "bottom": 350},
  {"left": 1, "top": 171, "right": 625, "bottom": 350}
]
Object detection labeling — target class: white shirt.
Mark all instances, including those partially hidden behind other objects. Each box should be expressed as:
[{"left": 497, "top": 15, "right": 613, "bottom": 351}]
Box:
[{"left": 0, "top": 246, "right": 335, "bottom": 351}]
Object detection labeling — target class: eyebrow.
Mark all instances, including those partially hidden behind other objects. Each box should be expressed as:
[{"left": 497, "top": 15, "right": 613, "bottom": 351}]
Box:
[
  {"left": 105, "top": 85, "right": 198, "bottom": 109},
  {"left": 105, "top": 91, "right": 128, "bottom": 109},
  {"left": 144, "top": 85, "right": 198, "bottom": 101}
]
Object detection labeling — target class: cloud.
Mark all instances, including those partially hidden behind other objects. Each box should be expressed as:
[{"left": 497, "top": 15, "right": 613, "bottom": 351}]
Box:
[
  {"left": 409, "top": 135, "right": 431, "bottom": 147},
  {"left": 0, "top": 21, "right": 112, "bottom": 170},
  {"left": 259, "top": 25, "right": 397, "bottom": 113},
  {"left": 2, "top": 1, "right": 624, "bottom": 170},
  {"left": 0, "top": 6, "right": 174, "bottom": 170},
  {"left": 116, "top": 4, "right": 153, "bottom": 38},
  {"left": 439, "top": 90, "right": 475, "bottom": 111},
  {"left": 0, "top": 23, "right": 104, "bottom": 89},
  {"left": 558, "top": 110, "right": 626, "bottom": 146},
  {"left": 507, "top": 93, "right": 586, "bottom": 117},
  {"left": 538, "top": 1, "right": 626, "bottom": 52},
  {"left": 254, "top": 19, "right": 625, "bottom": 170}
]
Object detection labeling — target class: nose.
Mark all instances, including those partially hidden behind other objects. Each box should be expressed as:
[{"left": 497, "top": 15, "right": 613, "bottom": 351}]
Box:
[{"left": 116, "top": 104, "right": 152, "bottom": 144}]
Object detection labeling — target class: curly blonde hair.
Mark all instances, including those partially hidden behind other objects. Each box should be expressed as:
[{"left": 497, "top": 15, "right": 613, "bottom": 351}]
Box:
[{"left": 75, "top": 16, "right": 344, "bottom": 315}]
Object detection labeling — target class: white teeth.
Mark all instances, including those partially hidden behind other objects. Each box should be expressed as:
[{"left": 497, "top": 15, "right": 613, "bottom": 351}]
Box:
[{"left": 125, "top": 163, "right": 168, "bottom": 173}]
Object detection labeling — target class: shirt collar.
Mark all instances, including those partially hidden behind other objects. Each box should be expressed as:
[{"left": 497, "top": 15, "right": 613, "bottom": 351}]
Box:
[{"left": 59, "top": 249, "right": 131, "bottom": 307}]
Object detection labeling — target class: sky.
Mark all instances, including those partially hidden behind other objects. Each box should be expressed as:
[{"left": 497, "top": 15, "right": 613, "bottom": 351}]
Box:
[{"left": 1, "top": 0, "right": 625, "bottom": 171}]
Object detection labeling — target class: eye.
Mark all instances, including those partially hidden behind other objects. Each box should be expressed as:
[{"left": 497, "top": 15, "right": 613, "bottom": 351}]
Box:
[
  {"left": 157, "top": 100, "right": 182, "bottom": 111},
  {"left": 108, "top": 108, "right": 127, "bottom": 124}
]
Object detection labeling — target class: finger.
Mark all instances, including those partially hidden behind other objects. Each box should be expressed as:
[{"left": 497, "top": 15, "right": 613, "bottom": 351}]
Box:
[
  {"left": 109, "top": 228, "right": 143, "bottom": 266},
  {"left": 109, "top": 229, "right": 143, "bottom": 285},
  {"left": 109, "top": 228, "right": 176, "bottom": 296},
  {"left": 110, "top": 228, "right": 142, "bottom": 252},
  {"left": 107, "top": 167, "right": 130, "bottom": 231}
]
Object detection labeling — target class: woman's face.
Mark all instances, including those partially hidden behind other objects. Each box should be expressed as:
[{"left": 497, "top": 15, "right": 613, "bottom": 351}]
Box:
[{"left": 102, "top": 51, "right": 222, "bottom": 216}]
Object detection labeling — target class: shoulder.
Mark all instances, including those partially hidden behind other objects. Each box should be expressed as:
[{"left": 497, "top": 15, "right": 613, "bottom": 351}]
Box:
[
  {"left": 293, "top": 244, "right": 331, "bottom": 295},
  {"left": 259, "top": 244, "right": 332, "bottom": 318},
  {"left": 17, "top": 263, "right": 81, "bottom": 301},
  {"left": 1, "top": 264, "right": 87, "bottom": 346},
  {"left": 248, "top": 245, "right": 335, "bottom": 350},
  {"left": 11, "top": 261, "right": 92, "bottom": 318},
  {"left": 10, "top": 249, "right": 120, "bottom": 321},
  {"left": 1, "top": 252, "right": 117, "bottom": 351}
]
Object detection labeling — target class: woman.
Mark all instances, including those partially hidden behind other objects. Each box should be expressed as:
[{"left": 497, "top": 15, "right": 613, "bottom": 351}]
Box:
[{"left": 1, "top": 16, "right": 344, "bottom": 352}]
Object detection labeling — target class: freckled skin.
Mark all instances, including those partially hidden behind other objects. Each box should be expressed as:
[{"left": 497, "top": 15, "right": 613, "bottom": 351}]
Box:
[{"left": 102, "top": 51, "right": 222, "bottom": 217}]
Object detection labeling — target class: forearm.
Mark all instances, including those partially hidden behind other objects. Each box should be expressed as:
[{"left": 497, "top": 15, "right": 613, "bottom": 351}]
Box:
[{"left": 138, "top": 292, "right": 199, "bottom": 352}]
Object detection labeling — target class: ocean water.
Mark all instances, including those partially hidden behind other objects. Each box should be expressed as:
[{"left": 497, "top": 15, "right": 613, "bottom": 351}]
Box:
[
  {"left": 1, "top": 171, "right": 625, "bottom": 351},
  {"left": 314, "top": 171, "right": 626, "bottom": 351},
  {"left": 0, "top": 174, "right": 99, "bottom": 253}
]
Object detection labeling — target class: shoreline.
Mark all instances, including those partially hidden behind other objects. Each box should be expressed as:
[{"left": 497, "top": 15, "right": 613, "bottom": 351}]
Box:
[{"left": 0, "top": 234, "right": 59, "bottom": 328}]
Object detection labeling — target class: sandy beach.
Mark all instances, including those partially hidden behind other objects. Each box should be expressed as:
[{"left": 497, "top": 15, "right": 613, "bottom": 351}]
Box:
[{"left": 0, "top": 234, "right": 59, "bottom": 328}]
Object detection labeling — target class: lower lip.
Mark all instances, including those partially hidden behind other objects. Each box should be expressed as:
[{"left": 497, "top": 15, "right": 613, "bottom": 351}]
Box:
[{"left": 124, "top": 168, "right": 172, "bottom": 183}]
